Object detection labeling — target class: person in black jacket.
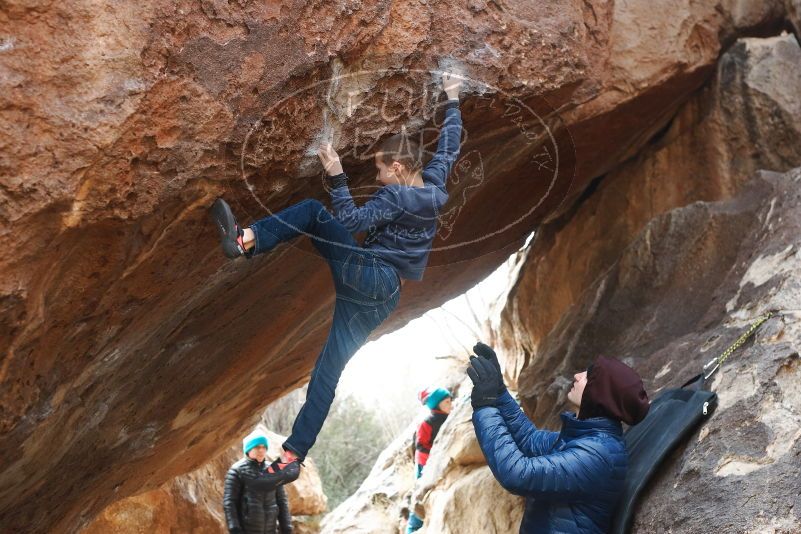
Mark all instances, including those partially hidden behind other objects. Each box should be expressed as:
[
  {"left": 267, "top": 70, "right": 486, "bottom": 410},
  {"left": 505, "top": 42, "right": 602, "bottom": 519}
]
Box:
[{"left": 224, "top": 430, "right": 294, "bottom": 534}]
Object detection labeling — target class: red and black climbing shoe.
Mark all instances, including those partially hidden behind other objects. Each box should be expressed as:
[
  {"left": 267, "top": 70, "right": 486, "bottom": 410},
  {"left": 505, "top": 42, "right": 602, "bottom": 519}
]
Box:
[
  {"left": 266, "top": 458, "right": 301, "bottom": 484},
  {"left": 210, "top": 198, "right": 246, "bottom": 259}
]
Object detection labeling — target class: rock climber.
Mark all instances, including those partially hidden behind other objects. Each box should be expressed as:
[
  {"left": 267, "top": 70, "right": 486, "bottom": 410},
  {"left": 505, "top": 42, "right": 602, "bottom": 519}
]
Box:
[
  {"left": 210, "top": 71, "right": 464, "bottom": 477},
  {"left": 468, "top": 342, "right": 650, "bottom": 533}
]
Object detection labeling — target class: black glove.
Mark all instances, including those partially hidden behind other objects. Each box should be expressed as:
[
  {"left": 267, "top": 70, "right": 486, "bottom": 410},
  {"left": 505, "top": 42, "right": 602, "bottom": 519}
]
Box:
[
  {"left": 473, "top": 342, "right": 507, "bottom": 395},
  {"left": 230, "top": 529, "right": 243, "bottom": 534},
  {"left": 467, "top": 356, "right": 503, "bottom": 409}
]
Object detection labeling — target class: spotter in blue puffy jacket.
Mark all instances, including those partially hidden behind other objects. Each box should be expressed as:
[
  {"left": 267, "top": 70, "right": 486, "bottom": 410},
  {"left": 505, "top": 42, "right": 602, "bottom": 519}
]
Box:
[{"left": 469, "top": 346, "right": 650, "bottom": 534}]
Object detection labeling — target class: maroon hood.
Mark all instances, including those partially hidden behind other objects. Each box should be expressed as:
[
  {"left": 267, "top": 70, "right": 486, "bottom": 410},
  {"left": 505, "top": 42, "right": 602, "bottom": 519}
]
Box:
[{"left": 578, "top": 355, "right": 650, "bottom": 425}]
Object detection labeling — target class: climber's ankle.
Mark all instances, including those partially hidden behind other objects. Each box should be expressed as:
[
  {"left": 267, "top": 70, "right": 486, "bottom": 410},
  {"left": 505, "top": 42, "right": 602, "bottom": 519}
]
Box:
[
  {"left": 242, "top": 227, "right": 255, "bottom": 251},
  {"left": 282, "top": 448, "right": 299, "bottom": 463}
]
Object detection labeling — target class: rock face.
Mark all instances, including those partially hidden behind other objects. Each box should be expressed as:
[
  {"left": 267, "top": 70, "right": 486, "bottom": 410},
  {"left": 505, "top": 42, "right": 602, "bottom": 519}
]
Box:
[
  {"left": 82, "top": 429, "right": 326, "bottom": 533},
  {"left": 500, "top": 35, "right": 801, "bottom": 531},
  {"left": 80, "top": 447, "right": 239, "bottom": 534},
  {"left": 516, "top": 167, "right": 801, "bottom": 531},
  {"left": 421, "top": 464, "right": 523, "bottom": 534},
  {"left": 1, "top": 0, "right": 800, "bottom": 531},
  {"left": 321, "top": 375, "right": 524, "bottom": 534},
  {"left": 501, "top": 31, "right": 801, "bottom": 424},
  {"left": 320, "top": 422, "right": 418, "bottom": 534}
]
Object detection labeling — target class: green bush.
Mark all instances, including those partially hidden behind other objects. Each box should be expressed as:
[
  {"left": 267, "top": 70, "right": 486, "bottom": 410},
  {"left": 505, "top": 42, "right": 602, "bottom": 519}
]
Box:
[
  {"left": 313, "top": 395, "right": 392, "bottom": 509},
  {"left": 262, "top": 388, "right": 401, "bottom": 510}
]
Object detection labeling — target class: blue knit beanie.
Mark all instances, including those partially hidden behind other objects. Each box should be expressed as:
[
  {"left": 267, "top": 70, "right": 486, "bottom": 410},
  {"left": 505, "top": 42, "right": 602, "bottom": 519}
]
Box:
[
  {"left": 243, "top": 430, "right": 269, "bottom": 455},
  {"left": 425, "top": 387, "right": 452, "bottom": 410}
]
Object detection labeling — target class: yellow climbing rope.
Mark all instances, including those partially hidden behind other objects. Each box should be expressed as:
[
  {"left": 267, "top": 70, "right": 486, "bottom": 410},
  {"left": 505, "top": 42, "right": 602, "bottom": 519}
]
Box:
[{"left": 703, "top": 310, "right": 777, "bottom": 381}]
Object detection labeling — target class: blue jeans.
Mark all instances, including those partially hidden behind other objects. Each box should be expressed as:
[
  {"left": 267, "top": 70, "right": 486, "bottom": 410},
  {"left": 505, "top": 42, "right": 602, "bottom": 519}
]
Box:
[
  {"left": 406, "top": 463, "right": 425, "bottom": 532},
  {"left": 248, "top": 199, "right": 401, "bottom": 458},
  {"left": 407, "top": 514, "right": 423, "bottom": 533}
]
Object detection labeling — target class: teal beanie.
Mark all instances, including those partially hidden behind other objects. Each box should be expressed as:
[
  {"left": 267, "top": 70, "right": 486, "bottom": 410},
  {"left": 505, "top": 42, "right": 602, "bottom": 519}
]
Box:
[
  {"left": 243, "top": 430, "right": 269, "bottom": 455},
  {"left": 425, "top": 387, "right": 452, "bottom": 410}
]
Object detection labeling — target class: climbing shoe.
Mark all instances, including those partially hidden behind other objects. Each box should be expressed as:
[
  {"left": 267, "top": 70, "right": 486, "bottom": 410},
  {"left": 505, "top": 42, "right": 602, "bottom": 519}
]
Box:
[
  {"left": 266, "top": 458, "right": 301, "bottom": 484},
  {"left": 210, "top": 198, "right": 246, "bottom": 259}
]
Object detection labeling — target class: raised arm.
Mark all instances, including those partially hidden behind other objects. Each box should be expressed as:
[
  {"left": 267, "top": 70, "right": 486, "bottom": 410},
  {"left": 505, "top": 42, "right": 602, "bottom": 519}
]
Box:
[
  {"left": 223, "top": 467, "right": 243, "bottom": 533},
  {"left": 422, "top": 100, "right": 462, "bottom": 193},
  {"left": 422, "top": 70, "right": 463, "bottom": 192},
  {"left": 471, "top": 342, "right": 558, "bottom": 457},
  {"left": 472, "top": 406, "right": 608, "bottom": 500},
  {"left": 495, "top": 390, "right": 559, "bottom": 457},
  {"left": 317, "top": 143, "right": 403, "bottom": 234}
]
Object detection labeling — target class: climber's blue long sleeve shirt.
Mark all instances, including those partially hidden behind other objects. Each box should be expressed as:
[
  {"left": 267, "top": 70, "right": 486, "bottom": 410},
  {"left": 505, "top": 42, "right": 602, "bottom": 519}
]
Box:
[{"left": 327, "top": 99, "right": 462, "bottom": 280}]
